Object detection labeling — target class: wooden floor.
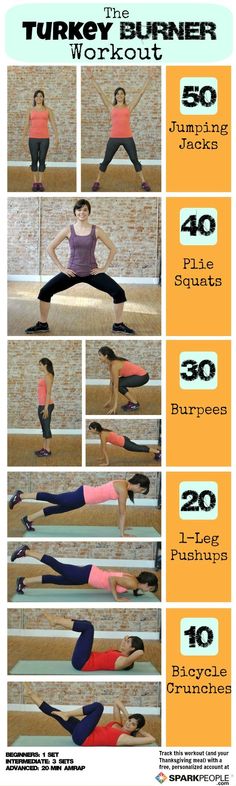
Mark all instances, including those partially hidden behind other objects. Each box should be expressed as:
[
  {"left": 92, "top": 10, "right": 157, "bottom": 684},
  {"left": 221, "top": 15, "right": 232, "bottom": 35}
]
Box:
[
  {"left": 8, "top": 167, "right": 76, "bottom": 193},
  {"left": 86, "top": 386, "right": 161, "bottom": 416},
  {"left": 8, "top": 504, "right": 161, "bottom": 537},
  {"left": 8, "top": 637, "right": 161, "bottom": 673},
  {"left": 8, "top": 566, "right": 161, "bottom": 602},
  {"left": 81, "top": 164, "right": 161, "bottom": 193},
  {"left": 8, "top": 282, "right": 161, "bottom": 337},
  {"left": 8, "top": 435, "right": 82, "bottom": 467},
  {"left": 8, "top": 711, "right": 161, "bottom": 745},
  {"left": 86, "top": 443, "right": 161, "bottom": 467}
]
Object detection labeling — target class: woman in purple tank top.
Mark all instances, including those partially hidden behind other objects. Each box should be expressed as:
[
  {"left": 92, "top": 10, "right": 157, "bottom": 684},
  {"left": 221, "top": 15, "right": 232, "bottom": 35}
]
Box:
[{"left": 25, "top": 199, "right": 135, "bottom": 336}]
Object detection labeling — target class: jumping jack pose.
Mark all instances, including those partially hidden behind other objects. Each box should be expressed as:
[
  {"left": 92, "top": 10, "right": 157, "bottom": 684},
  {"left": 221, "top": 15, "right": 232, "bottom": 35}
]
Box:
[
  {"left": 11, "top": 545, "right": 158, "bottom": 601},
  {"left": 86, "top": 68, "right": 155, "bottom": 192},
  {"left": 23, "top": 686, "right": 156, "bottom": 746},
  {"left": 9, "top": 473, "right": 150, "bottom": 537},
  {"left": 25, "top": 199, "right": 135, "bottom": 335},
  {"left": 98, "top": 346, "right": 149, "bottom": 413},
  {"left": 35, "top": 358, "right": 54, "bottom": 458},
  {"left": 40, "top": 613, "right": 145, "bottom": 671},
  {"left": 88, "top": 421, "right": 161, "bottom": 464},
  {"left": 22, "top": 90, "right": 59, "bottom": 191}
]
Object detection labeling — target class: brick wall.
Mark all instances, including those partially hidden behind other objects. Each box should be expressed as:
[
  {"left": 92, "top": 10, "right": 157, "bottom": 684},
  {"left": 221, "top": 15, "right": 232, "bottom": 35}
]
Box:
[
  {"left": 8, "top": 681, "right": 161, "bottom": 707},
  {"left": 8, "top": 608, "right": 161, "bottom": 631},
  {"left": 86, "top": 339, "right": 161, "bottom": 378},
  {"left": 8, "top": 470, "right": 160, "bottom": 498},
  {"left": 7, "top": 540, "right": 157, "bottom": 560},
  {"left": 8, "top": 197, "right": 161, "bottom": 278},
  {"left": 8, "top": 67, "right": 76, "bottom": 162},
  {"left": 81, "top": 66, "right": 161, "bottom": 160},
  {"left": 8, "top": 341, "right": 81, "bottom": 429}
]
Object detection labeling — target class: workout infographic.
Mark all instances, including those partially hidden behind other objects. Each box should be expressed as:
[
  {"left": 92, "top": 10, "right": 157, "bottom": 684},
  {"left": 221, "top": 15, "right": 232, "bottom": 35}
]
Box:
[{"left": 2, "top": 1, "right": 235, "bottom": 785}]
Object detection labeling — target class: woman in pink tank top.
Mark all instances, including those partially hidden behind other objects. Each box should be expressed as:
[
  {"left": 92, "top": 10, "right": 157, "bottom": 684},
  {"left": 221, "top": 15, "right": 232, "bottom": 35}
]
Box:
[
  {"left": 22, "top": 89, "right": 59, "bottom": 191},
  {"left": 98, "top": 346, "right": 150, "bottom": 413},
  {"left": 36, "top": 357, "right": 54, "bottom": 459},
  {"left": 9, "top": 473, "right": 150, "bottom": 537},
  {"left": 86, "top": 67, "right": 156, "bottom": 192},
  {"left": 88, "top": 421, "right": 161, "bottom": 465}
]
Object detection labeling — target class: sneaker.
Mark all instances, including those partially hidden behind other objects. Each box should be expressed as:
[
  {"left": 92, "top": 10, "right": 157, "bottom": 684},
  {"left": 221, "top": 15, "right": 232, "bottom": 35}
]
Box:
[
  {"left": 21, "top": 515, "right": 35, "bottom": 532},
  {"left": 141, "top": 181, "right": 151, "bottom": 192},
  {"left": 121, "top": 401, "right": 140, "bottom": 411},
  {"left": 25, "top": 321, "right": 49, "bottom": 334},
  {"left": 11, "top": 544, "right": 29, "bottom": 562},
  {"left": 32, "top": 183, "right": 38, "bottom": 192},
  {"left": 16, "top": 577, "right": 25, "bottom": 594},
  {"left": 38, "top": 183, "right": 45, "bottom": 191},
  {"left": 154, "top": 451, "right": 161, "bottom": 461},
  {"left": 9, "top": 489, "right": 23, "bottom": 510},
  {"left": 112, "top": 322, "right": 136, "bottom": 335},
  {"left": 35, "top": 449, "right": 51, "bottom": 457},
  {"left": 91, "top": 181, "right": 100, "bottom": 191}
]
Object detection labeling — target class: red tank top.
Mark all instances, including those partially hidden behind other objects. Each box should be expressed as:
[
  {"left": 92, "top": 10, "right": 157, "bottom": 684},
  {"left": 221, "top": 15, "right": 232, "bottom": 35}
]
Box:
[
  {"left": 81, "top": 649, "right": 121, "bottom": 671},
  {"left": 82, "top": 721, "right": 129, "bottom": 747}
]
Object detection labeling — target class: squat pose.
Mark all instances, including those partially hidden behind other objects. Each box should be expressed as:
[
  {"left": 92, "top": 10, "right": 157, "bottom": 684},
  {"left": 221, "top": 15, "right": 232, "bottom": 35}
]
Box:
[
  {"left": 11, "top": 545, "right": 158, "bottom": 601},
  {"left": 22, "top": 89, "right": 58, "bottom": 191},
  {"left": 35, "top": 358, "right": 54, "bottom": 458},
  {"left": 9, "top": 473, "right": 150, "bottom": 537},
  {"left": 87, "top": 68, "right": 155, "bottom": 192},
  {"left": 98, "top": 346, "right": 149, "bottom": 413},
  {"left": 25, "top": 199, "right": 134, "bottom": 336},
  {"left": 88, "top": 421, "right": 161, "bottom": 464},
  {"left": 41, "top": 613, "right": 145, "bottom": 671},
  {"left": 24, "top": 686, "right": 156, "bottom": 746}
]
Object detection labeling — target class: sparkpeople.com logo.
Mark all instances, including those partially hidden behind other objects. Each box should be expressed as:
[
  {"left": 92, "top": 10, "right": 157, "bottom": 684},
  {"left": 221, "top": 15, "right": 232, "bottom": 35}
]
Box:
[{"left": 156, "top": 774, "right": 168, "bottom": 783}]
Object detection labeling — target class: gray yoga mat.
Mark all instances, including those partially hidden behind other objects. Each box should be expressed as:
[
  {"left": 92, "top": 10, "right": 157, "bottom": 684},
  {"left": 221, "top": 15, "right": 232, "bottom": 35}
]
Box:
[
  {"left": 11, "top": 589, "right": 158, "bottom": 603},
  {"left": 10, "top": 659, "right": 160, "bottom": 675},
  {"left": 21, "top": 526, "right": 160, "bottom": 538}
]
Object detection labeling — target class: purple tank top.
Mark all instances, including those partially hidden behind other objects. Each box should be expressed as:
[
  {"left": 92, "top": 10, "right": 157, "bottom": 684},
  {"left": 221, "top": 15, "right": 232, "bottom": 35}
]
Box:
[{"left": 68, "top": 224, "right": 97, "bottom": 276}]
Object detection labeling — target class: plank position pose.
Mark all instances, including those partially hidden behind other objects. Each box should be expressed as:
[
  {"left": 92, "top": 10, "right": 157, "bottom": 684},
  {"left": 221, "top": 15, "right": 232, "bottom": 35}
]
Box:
[{"left": 88, "top": 421, "right": 161, "bottom": 464}]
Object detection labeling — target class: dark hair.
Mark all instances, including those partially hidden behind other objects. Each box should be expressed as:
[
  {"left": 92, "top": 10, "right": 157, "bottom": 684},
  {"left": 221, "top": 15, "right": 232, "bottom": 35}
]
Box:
[
  {"left": 113, "top": 87, "right": 126, "bottom": 106},
  {"left": 98, "top": 346, "right": 126, "bottom": 362},
  {"left": 128, "top": 474, "right": 150, "bottom": 503},
  {"left": 128, "top": 713, "right": 145, "bottom": 736},
  {"left": 88, "top": 421, "right": 112, "bottom": 435},
  {"left": 33, "top": 90, "right": 45, "bottom": 106},
  {"left": 39, "top": 358, "right": 54, "bottom": 376},
  {"left": 73, "top": 199, "right": 91, "bottom": 215},
  {"left": 123, "top": 635, "right": 145, "bottom": 671},
  {"left": 133, "top": 572, "right": 158, "bottom": 597}
]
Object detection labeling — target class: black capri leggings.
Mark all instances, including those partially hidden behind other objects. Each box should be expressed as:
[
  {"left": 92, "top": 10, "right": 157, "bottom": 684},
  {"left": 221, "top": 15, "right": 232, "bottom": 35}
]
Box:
[
  {"left": 39, "top": 699, "right": 104, "bottom": 745},
  {"left": 38, "top": 272, "right": 126, "bottom": 304},
  {"left": 36, "top": 484, "right": 85, "bottom": 517},
  {"left": 38, "top": 403, "right": 54, "bottom": 439},
  {"left": 119, "top": 372, "right": 149, "bottom": 395},
  {"left": 40, "top": 554, "right": 92, "bottom": 586},
  {"left": 71, "top": 620, "right": 95, "bottom": 670},
  {"left": 29, "top": 138, "right": 49, "bottom": 172},
  {"left": 123, "top": 436, "right": 150, "bottom": 453},
  {"left": 99, "top": 137, "right": 142, "bottom": 172}
]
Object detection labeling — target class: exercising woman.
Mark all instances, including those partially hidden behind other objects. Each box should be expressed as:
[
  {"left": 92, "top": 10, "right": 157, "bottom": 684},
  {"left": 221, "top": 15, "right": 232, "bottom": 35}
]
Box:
[
  {"left": 24, "top": 687, "right": 156, "bottom": 746},
  {"left": 9, "top": 473, "right": 150, "bottom": 537},
  {"left": 35, "top": 358, "right": 54, "bottom": 457},
  {"left": 11, "top": 544, "right": 158, "bottom": 601},
  {"left": 25, "top": 199, "right": 135, "bottom": 335},
  {"left": 40, "top": 613, "right": 145, "bottom": 671},
  {"left": 22, "top": 89, "right": 59, "bottom": 191},
  {"left": 86, "top": 67, "right": 155, "bottom": 192},
  {"left": 98, "top": 346, "right": 149, "bottom": 413},
  {"left": 88, "top": 421, "right": 161, "bottom": 464}
]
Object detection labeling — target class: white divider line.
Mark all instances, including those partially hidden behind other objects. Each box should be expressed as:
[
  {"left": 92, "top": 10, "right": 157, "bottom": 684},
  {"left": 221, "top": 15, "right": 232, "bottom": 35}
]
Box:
[
  {"left": 8, "top": 428, "right": 81, "bottom": 435},
  {"left": 86, "top": 379, "right": 161, "bottom": 386},
  {"left": 8, "top": 629, "right": 159, "bottom": 640},
  {"left": 7, "top": 496, "right": 157, "bottom": 508},
  {"left": 86, "top": 439, "right": 158, "bottom": 445},
  {"left": 8, "top": 275, "right": 159, "bottom": 285},
  {"left": 8, "top": 704, "right": 160, "bottom": 715},
  {"left": 7, "top": 557, "right": 154, "bottom": 568},
  {"left": 81, "top": 159, "right": 161, "bottom": 167},
  {"left": 8, "top": 162, "right": 76, "bottom": 168}
]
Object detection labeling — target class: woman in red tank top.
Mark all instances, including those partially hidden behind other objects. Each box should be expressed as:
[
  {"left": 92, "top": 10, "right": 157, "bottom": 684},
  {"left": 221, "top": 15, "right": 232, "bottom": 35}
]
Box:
[
  {"left": 86, "top": 67, "right": 156, "bottom": 192},
  {"left": 36, "top": 357, "right": 54, "bottom": 458},
  {"left": 24, "top": 687, "right": 157, "bottom": 747},
  {"left": 98, "top": 345, "right": 150, "bottom": 413},
  {"left": 88, "top": 420, "right": 161, "bottom": 464},
  {"left": 22, "top": 89, "right": 59, "bottom": 191}
]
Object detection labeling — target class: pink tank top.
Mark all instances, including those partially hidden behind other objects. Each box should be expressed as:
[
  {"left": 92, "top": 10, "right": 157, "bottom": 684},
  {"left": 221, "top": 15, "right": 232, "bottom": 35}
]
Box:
[
  {"left": 119, "top": 360, "right": 147, "bottom": 377},
  {"left": 106, "top": 432, "right": 125, "bottom": 448},
  {"left": 29, "top": 109, "right": 50, "bottom": 139},
  {"left": 110, "top": 106, "right": 133, "bottom": 138},
  {"left": 83, "top": 480, "right": 119, "bottom": 504},
  {"left": 89, "top": 565, "right": 127, "bottom": 594},
  {"left": 37, "top": 378, "right": 53, "bottom": 405}
]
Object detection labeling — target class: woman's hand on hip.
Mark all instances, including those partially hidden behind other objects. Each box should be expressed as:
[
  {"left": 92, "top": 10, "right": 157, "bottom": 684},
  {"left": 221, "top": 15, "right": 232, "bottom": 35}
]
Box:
[
  {"left": 91, "top": 266, "right": 106, "bottom": 275},
  {"left": 62, "top": 267, "right": 77, "bottom": 278}
]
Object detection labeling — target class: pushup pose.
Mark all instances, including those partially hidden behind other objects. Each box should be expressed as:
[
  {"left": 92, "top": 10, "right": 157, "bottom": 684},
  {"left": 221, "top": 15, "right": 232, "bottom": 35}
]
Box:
[
  {"left": 24, "top": 686, "right": 156, "bottom": 746},
  {"left": 98, "top": 346, "right": 149, "bottom": 413},
  {"left": 9, "top": 473, "right": 150, "bottom": 537},
  {"left": 22, "top": 89, "right": 58, "bottom": 191},
  {"left": 11, "top": 545, "right": 158, "bottom": 602},
  {"left": 86, "top": 68, "right": 155, "bottom": 192},
  {"left": 88, "top": 421, "right": 161, "bottom": 464},
  {"left": 25, "top": 199, "right": 134, "bottom": 336}
]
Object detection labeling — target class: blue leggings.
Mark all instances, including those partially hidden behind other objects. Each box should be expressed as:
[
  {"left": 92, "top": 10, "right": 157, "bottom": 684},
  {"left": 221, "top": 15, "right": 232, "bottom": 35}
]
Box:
[
  {"left": 41, "top": 554, "right": 92, "bottom": 586},
  {"left": 36, "top": 485, "right": 85, "bottom": 517},
  {"left": 71, "top": 620, "right": 94, "bottom": 669},
  {"left": 39, "top": 700, "right": 104, "bottom": 745}
]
